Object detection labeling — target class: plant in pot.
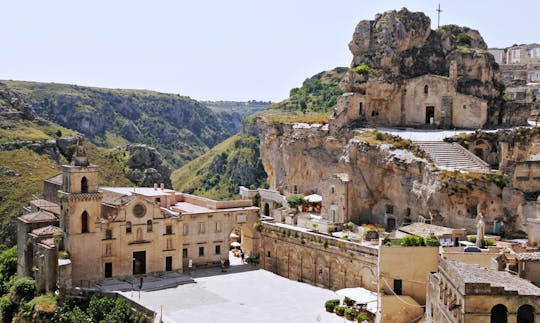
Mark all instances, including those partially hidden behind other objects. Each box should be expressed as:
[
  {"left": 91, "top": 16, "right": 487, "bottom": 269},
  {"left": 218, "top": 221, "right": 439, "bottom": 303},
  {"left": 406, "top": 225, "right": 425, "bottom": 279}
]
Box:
[
  {"left": 334, "top": 305, "right": 345, "bottom": 316},
  {"left": 343, "top": 296, "right": 356, "bottom": 307},
  {"left": 357, "top": 313, "right": 369, "bottom": 323},
  {"left": 324, "top": 299, "right": 340, "bottom": 312},
  {"left": 344, "top": 308, "right": 356, "bottom": 321}
]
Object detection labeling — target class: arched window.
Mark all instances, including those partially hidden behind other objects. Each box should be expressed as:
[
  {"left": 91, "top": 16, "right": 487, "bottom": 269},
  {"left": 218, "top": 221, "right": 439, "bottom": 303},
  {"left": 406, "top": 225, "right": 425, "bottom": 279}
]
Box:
[
  {"left": 147, "top": 220, "right": 153, "bottom": 232},
  {"left": 105, "top": 229, "right": 112, "bottom": 240},
  {"left": 81, "top": 177, "right": 88, "bottom": 193},
  {"left": 424, "top": 85, "right": 429, "bottom": 95},
  {"left": 126, "top": 221, "right": 132, "bottom": 234},
  {"left": 491, "top": 304, "right": 508, "bottom": 323},
  {"left": 81, "top": 211, "right": 89, "bottom": 233},
  {"left": 517, "top": 304, "right": 535, "bottom": 323}
]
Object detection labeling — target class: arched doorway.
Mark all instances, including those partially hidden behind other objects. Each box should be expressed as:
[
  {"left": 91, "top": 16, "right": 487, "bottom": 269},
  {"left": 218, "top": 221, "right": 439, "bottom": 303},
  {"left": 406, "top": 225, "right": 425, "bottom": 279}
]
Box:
[
  {"left": 491, "top": 304, "right": 508, "bottom": 323},
  {"left": 517, "top": 304, "right": 535, "bottom": 323},
  {"left": 264, "top": 203, "right": 270, "bottom": 217},
  {"left": 228, "top": 225, "right": 256, "bottom": 266}
]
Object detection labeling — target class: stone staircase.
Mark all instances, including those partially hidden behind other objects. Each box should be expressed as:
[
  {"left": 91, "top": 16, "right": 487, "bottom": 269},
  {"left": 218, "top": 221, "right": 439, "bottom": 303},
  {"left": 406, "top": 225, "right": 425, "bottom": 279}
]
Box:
[{"left": 415, "top": 141, "right": 492, "bottom": 173}]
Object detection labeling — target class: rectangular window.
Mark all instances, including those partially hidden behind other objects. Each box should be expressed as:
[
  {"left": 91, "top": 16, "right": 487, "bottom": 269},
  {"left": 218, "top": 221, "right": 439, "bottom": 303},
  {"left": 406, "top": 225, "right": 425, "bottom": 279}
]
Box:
[
  {"left": 166, "top": 225, "right": 173, "bottom": 235},
  {"left": 199, "top": 246, "right": 204, "bottom": 257},
  {"left": 198, "top": 222, "right": 205, "bottom": 234},
  {"left": 385, "top": 204, "right": 394, "bottom": 215},
  {"left": 215, "top": 245, "right": 221, "bottom": 255},
  {"left": 215, "top": 221, "right": 221, "bottom": 233},
  {"left": 182, "top": 248, "right": 188, "bottom": 258},
  {"left": 394, "top": 279, "right": 402, "bottom": 295},
  {"left": 183, "top": 224, "right": 188, "bottom": 236}
]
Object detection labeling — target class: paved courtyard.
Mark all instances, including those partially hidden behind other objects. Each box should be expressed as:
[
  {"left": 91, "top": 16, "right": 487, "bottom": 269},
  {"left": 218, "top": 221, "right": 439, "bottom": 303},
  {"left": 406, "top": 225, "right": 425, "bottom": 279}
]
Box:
[{"left": 119, "top": 265, "right": 345, "bottom": 323}]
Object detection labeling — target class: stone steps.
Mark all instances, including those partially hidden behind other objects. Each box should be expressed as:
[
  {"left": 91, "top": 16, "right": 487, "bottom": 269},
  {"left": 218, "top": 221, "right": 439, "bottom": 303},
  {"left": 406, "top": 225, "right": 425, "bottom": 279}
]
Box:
[{"left": 415, "top": 141, "right": 491, "bottom": 173}]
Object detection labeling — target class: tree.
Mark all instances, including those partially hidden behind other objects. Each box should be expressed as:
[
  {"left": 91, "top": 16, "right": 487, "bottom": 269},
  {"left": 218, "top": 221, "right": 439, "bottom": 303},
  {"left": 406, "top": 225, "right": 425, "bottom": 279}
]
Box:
[{"left": 286, "top": 194, "right": 305, "bottom": 209}]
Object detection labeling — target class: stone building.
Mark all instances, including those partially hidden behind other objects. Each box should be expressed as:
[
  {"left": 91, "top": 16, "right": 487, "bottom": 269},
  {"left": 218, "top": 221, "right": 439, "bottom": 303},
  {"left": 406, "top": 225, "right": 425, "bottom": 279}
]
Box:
[
  {"left": 426, "top": 258, "right": 540, "bottom": 323},
  {"left": 17, "top": 139, "right": 259, "bottom": 289}
]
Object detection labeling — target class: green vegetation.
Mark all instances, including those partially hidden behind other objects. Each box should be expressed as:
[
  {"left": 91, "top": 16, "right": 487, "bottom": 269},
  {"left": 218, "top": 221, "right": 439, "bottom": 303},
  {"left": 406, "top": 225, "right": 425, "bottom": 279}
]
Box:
[
  {"left": 456, "top": 33, "right": 472, "bottom": 46},
  {"left": 399, "top": 235, "right": 438, "bottom": 247},
  {"left": 171, "top": 134, "right": 266, "bottom": 200},
  {"left": 352, "top": 63, "right": 372, "bottom": 75},
  {"left": 270, "top": 67, "right": 346, "bottom": 114},
  {"left": 439, "top": 170, "right": 507, "bottom": 190},
  {"left": 286, "top": 194, "right": 305, "bottom": 208},
  {"left": 324, "top": 299, "right": 340, "bottom": 312},
  {"left": 4, "top": 80, "right": 253, "bottom": 168},
  {"left": 334, "top": 305, "right": 345, "bottom": 316},
  {"left": 468, "top": 236, "right": 496, "bottom": 246}
]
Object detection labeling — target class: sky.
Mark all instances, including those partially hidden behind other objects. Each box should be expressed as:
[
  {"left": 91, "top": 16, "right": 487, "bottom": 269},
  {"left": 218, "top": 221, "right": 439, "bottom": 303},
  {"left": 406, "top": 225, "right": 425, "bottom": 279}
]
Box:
[{"left": 0, "top": 1, "right": 538, "bottom": 102}]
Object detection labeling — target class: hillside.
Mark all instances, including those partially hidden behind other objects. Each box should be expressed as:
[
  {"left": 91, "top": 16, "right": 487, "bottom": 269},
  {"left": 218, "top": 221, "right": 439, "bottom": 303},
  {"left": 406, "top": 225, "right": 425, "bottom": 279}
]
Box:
[
  {"left": 270, "top": 67, "right": 347, "bottom": 113},
  {"left": 0, "top": 82, "right": 170, "bottom": 246},
  {"left": 171, "top": 131, "right": 266, "bottom": 200},
  {"left": 3, "top": 80, "right": 251, "bottom": 168}
]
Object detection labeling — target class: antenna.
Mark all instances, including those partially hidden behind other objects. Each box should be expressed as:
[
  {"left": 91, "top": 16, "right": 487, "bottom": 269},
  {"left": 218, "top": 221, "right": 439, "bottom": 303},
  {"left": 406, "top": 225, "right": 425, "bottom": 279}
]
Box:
[{"left": 436, "top": 4, "right": 443, "bottom": 29}]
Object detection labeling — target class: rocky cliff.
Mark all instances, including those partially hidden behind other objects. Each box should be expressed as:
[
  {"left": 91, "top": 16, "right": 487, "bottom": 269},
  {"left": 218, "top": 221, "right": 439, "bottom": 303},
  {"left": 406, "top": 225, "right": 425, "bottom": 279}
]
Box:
[
  {"left": 257, "top": 117, "right": 528, "bottom": 237},
  {"left": 343, "top": 8, "right": 504, "bottom": 125}
]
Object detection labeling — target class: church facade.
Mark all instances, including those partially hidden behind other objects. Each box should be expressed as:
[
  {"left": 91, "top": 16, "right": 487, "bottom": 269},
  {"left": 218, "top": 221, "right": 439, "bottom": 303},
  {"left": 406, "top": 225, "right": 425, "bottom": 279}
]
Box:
[{"left": 17, "top": 139, "right": 260, "bottom": 292}]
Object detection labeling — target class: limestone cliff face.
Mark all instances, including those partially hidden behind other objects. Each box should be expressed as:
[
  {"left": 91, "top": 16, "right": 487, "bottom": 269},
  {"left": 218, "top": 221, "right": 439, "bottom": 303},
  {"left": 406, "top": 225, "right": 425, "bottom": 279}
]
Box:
[
  {"left": 257, "top": 118, "right": 525, "bottom": 236},
  {"left": 341, "top": 8, "right": 503, "bottom": 127}
]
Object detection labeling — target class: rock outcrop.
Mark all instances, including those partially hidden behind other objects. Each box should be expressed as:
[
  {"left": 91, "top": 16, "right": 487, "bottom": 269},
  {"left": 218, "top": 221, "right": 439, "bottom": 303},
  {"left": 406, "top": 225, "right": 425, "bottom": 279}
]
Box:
[
  {"left": 124, "top": 144, "right": 172, "bottom": 188},
  {"left": 337, "top": 8, "right": 504, "bottom": 129}
]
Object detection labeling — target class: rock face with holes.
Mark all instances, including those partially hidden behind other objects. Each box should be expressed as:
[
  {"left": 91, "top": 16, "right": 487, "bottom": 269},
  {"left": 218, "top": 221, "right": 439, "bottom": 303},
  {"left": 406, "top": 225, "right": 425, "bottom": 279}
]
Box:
[
  {"left": 332, "top": 8, "right": 505, "bottom": 131},
  {"left": 257, "top": 118, "right": 527, "bottom": 236}
]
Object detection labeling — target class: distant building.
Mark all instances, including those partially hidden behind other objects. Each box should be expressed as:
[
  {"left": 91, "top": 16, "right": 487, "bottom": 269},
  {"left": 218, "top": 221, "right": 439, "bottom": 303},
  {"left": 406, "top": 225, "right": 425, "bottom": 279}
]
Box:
[
  {"left": 426, "top": 258, "right": 540, "bottom": 322},
  {"left": 17, "top": 139, "right": 259, "bottom": 292}
]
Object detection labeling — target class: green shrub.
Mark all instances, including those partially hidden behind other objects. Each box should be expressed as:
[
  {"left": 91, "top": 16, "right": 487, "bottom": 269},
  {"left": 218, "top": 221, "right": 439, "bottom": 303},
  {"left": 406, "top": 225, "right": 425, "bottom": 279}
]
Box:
[
  {"left": 375, "top": 131, "right": 384, "bottom": 141},
  {"left": 424, "top": 235, "right": 440, "bottom": 246},
  {"left": 353, "top": 63, "right": 372, "bottom": 75},
  {"left": 334, "top": 305, "right": 345, "bottom": 315},
  {"left": 344, "top": 308, "right": 355, "bottom": 318},
  {"left": 0, "top": 294, "right": 14, "bottom": 323},
  {"left": 457, "top": 33, "right": 472, "bottom": 46},
  {"left": 9, "top": 277, "right": 35, "bottom": 304},
  {"left": 357, "top": 313, "right": 369, "bottom": 321},
  {"left": 401, "top": 235, "right": 425, "bottom": 247},
  {"left": 323, "top": 240, "right": 328, "bottom": 248},
  {"left": 253, "top": 222, "right": 263, "bottom": 232},
  {"left": 286, "top": 194, "right": 305, "bottom": 208},
  {"left": 343, "top": 296, "right": 355, "bottom": 306},
  {"left": 325, "top": 299, "right": 339, "bottom": 311}
]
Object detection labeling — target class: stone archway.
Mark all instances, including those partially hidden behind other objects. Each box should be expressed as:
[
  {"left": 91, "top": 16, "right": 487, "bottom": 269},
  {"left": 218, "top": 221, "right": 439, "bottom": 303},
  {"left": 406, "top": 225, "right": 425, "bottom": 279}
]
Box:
[
  {"left": 301, "top": 251, "right": 314, "bottom": 284},
  {"left": 329, "top": 259, "right": 345, "bottom": 290},
  {"left": 359, "top": 265, "right": 377, "bottom": 290},
  {"left": 315, "top": 255, "right": 329, "bottom": 288},
  {"left": 276, "top": 243, "right": 289, "bottom": 277},
  {"left": 288, "top": 248, "right": 300, "bottom": 281}
]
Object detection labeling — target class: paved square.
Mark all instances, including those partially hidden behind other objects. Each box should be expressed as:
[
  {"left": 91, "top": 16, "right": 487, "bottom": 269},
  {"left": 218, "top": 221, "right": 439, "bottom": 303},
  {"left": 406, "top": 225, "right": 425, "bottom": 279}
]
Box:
[{"left": 120, "top": 266, "right": 346, "bottom": 323}]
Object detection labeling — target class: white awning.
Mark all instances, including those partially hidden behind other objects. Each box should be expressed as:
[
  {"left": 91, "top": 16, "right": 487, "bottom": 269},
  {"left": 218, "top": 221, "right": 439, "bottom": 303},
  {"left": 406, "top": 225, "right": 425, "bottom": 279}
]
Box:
[
  {"left": 230, "top": 241, "right": 241, "bottom": 247},
  {"left": 304, "top": 194, "right": 322, "bottom": 203}
]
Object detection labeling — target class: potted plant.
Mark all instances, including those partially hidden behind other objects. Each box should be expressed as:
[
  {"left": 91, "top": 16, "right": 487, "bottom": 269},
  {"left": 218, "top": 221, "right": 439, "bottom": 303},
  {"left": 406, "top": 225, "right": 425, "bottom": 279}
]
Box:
[
  {"left": 357, "top": 313, "right": 369, "bottom": 323},
  {"left": 344, "top": 308, "right": 355, "bottom": 321},
  {"left": 343, "top": 296, "right": 356, "bottom": 307},
  {"left": 334, "top": 305, "right": 345, "bottom": 316},
  {"left": 324, "top": 299, "right": 339, "bottom": 312}
]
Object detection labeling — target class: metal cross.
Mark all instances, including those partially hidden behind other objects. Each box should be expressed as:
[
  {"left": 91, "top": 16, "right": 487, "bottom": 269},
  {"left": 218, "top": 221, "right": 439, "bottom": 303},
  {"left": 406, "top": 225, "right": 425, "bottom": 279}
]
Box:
[{"left": 436, "top": 4, "right": 443, "bottom": 29}]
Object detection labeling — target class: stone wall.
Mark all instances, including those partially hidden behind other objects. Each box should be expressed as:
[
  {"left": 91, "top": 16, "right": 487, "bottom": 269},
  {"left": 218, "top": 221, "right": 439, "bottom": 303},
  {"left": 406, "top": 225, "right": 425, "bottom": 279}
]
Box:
[{"left": 259, "top": 222, "right": 378, "bottom": 291}]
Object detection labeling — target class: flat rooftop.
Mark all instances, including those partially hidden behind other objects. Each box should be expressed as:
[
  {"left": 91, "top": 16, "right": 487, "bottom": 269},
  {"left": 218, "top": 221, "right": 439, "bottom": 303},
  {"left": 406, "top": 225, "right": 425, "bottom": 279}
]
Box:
[{"left": 100, "top": 186, "right": 177, "bottom": 197}]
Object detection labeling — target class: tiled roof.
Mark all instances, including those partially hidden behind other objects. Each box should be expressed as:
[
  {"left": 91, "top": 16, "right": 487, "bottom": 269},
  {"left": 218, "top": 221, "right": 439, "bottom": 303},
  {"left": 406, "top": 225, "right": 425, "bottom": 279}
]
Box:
[
  {"left": 39, "top": 238, "right": 56, "bottom": 248},
  {"left": 102, "top": 190, "right": 136, "bottom": 206},
  {"left": 446, "top": 259, "right": 540, "bottom": 296},
  {"left": 44, "top": 173, "right": 62, "bottom": 185},
  {"left": 514, "top": 252, "right": 540, "bottom": 261},
  {"left": 31, "top": 225, "right": 62, "bottom": 236},
  {"left": 29, "top": 199, "right": 61, "bottom": 215},
  {"left": 19, "top": 211, "right": 57, "bottom": 223}
]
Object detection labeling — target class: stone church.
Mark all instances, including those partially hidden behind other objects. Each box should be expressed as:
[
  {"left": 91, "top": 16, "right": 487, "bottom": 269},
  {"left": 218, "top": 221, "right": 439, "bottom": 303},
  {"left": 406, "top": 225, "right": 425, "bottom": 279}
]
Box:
[{"left": 17, "top": 139, "right": 259, "bottom": 292}]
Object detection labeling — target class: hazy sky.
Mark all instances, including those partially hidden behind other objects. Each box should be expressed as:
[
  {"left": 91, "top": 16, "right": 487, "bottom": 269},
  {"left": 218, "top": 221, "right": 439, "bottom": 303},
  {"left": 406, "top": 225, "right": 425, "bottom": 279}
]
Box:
[{"left": 1, "top": 1, "right": 538, "bottom": 101}]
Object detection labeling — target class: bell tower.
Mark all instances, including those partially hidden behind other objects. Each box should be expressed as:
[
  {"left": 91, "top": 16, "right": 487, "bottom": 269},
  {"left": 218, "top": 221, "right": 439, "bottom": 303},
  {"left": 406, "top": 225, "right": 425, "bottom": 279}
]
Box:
[{"left": 59, "top": 137, "right": 102, "bottom": 284}]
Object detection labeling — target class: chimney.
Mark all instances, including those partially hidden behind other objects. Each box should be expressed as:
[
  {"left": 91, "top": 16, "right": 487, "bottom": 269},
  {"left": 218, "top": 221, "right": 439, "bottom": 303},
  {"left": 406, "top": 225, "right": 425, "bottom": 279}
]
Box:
[
  {"left": 154, "top": 183, "right": 158, "bottom": 191},
  {"left": 160, "top": 183, "right": 164, "bottom": 190}
]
